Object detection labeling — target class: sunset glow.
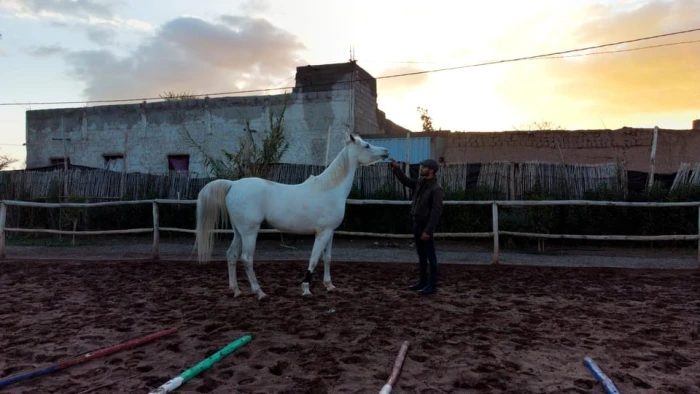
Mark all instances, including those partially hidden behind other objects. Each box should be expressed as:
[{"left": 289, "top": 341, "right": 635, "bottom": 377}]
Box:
[{"left": 1, "top": 0, "right": 698, "bottom": 168}]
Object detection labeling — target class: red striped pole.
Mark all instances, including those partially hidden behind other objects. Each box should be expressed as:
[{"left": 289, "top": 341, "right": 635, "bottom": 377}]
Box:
[
  {"left": 380, "top": 341, "right": 409, "bottom": 394},
  {"left": 0, "top": 327, "right": 178, "bottom": 389}
]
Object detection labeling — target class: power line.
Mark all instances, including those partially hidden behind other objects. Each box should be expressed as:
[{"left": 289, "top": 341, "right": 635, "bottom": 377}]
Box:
[
  {"left": 535, "top": 39, "right": 700, "bottom": 60},
  {"left": 1, "top": 26, "right": 699, "bottom": 107},
  {"left": 362, "top": 38, "right": 700, "bottom": 64},
  {"left": 371, "top": 27, "right": 700, "bottom": 81}
]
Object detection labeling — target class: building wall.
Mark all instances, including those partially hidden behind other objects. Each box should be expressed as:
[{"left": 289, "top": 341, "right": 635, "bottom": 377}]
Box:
[
  {"left": 293, "top": 61, "right": 383, "bottom": 138},
  {"left": 25, "top": 62, "right": 395, "bottom": 175},
  {"left": 440, "top": 128, "right": 700, "bottom": 174},
  {"left": 364, "top": 136, "right": 432, "bottom": 164},
  {"left": 25, "top": 90, "right": 357, "bottom": 175}
]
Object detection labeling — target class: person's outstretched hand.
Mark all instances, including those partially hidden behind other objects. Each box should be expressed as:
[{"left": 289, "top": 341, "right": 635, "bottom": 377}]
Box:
[{"left": 389, "top": 158, "right": 400, "bottom": 169}]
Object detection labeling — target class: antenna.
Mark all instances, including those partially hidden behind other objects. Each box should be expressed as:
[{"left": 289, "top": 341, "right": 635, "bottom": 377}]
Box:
[{"left": 349, "top": 45, "right": 355, "bottom": 62}]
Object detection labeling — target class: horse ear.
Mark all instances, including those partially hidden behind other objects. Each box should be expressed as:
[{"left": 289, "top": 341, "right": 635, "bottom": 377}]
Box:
[{"left": 344, "top": 132, "right": 355, "bottom": 144}]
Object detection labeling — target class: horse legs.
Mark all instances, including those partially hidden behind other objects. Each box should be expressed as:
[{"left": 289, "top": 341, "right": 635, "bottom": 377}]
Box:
[
  {"left": 226, "top": 228, "right": 242, "bottom": 298},
  {"left": 301, "top": 229, "right": 334, "bottom": 296},
  {"left": 239, "top": 229, "right": 267, "bottom": 300},
  {"left": 323, "top": 234, "right": 336, "bottom": 292}
]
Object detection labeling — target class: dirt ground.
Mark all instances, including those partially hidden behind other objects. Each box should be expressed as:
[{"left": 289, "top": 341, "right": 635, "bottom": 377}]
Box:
[
  {"left": 4, "top": 234, "right": 699, "bottom": 270},
  {"left": 1, "top": 258, "right": 699, "bottom": 393}
]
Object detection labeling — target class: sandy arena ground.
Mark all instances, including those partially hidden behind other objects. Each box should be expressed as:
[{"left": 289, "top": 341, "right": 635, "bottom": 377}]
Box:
[{"left": 1, "top": 253, "right": 699, "bottom": 393}]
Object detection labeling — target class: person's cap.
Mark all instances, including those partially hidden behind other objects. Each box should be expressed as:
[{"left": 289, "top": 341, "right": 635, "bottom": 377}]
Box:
[{"left": 420, "top": 159, "right": 440, "bottom": 171}]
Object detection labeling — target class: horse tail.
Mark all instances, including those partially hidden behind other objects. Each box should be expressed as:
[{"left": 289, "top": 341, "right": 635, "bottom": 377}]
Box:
[{"left": 195, "top": 179, "right": 233, "bottom": 263}]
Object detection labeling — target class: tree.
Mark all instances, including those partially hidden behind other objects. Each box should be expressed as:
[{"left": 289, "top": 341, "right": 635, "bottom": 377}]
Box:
[
  {"left": 182, "top": 94, "right": 290, "bottom": 180},
  {"left": 159, "top": 91, "right": 196, "bottom": 101},
  {"left": 417, "top": 106, "right": 435, "bottom": 132},
  {"left": 513, "top": 120, "right": 565, "bottom": 131},
  {"left": 0, "top": 152, "right": 18, "bottom": 170}
]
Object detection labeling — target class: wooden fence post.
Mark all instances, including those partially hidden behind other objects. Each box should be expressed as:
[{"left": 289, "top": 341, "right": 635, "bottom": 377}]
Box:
[
  {"left": 492, "top": 202, "right": 499, "bottom": 264},
  {"left": 647, "top": 126, "right": 658, "bottom": 189},
  {"left": 0, "top": 202, "right": 6, "bottom": 259},
  {"left": 404, "top": 131, "right": 411, "bottom": 177},
  {"left": 152, "top": 201, "right": 160, "bottom": 260}
]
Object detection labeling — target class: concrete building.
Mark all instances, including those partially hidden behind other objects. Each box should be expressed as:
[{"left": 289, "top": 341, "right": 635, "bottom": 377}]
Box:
[
  {"left": 24, "top": 61, "right": 409, "bottom": 175},
  {"left": 375, "top": 119, "right": 700, "bottom": 176},
  {"left": 24, "top": 58, "right": 699, "bottom": 181}
]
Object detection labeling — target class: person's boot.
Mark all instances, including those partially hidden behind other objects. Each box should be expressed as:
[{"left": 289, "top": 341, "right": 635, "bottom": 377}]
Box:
[
  {"left": 408, "top": 280, "right": 426, "bottom": 291},
  {"left": 418, "top": 284, "right": 436, "bottom": 295}
]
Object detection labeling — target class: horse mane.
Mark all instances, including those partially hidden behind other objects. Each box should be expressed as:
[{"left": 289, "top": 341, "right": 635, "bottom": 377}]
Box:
[{"left": 306, "top": 143, "right": 353, "bottom": 191}]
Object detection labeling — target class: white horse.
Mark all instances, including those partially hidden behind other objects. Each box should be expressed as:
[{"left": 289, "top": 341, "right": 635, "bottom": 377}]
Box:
[{"left": 194, "top": 132, "right": 389, "bottom": 300}]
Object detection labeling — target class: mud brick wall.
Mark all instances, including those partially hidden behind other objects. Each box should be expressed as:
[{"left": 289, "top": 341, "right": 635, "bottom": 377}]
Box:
[{"left": 442, "top": 128, "right": 700, "bottom": 173}]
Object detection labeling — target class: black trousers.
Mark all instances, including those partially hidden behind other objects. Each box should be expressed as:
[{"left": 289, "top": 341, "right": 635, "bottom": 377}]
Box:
[{"left": 412, "top": 221, "right": 438, "bottom": 287}]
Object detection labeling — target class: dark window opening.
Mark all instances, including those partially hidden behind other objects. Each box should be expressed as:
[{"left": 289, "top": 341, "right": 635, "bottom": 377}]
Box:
[
  {"left": 50, "top": 157, "right": 70, "bottom": 166},
  {"left": 168, "top": 154, "right": 190, "bottom": 173},
  {"left": 103, "top": 154, "right": 124, "bottom": 171}
]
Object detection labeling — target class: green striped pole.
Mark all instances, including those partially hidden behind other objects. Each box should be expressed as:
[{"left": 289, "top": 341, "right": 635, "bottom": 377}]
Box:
[{"left": 149, "top": 334, "right": 252, "bottom": 394}]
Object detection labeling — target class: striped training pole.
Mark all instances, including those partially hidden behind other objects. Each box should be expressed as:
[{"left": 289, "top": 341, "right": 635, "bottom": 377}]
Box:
[
  {"left": 149, "top": 334, "right": 253, "bottom": 394},
  {"left": 0, "top": 328, "right": 179, "bottom": 390},
  {"left": 584, "top": 356, "right": 620, "bottom": 394},
  {"left": 379, "top": 341, "right": 409, "bottom": 394}
]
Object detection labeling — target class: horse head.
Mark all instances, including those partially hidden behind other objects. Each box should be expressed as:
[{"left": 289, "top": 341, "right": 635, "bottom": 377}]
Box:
[{"left": 345, "top": 133, "right": 389, "bottom": 166}]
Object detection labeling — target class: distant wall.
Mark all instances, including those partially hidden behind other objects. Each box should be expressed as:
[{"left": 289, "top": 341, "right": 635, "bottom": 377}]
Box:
[
  {"left": 293, "top": 61, "right": 384, "bottom": 138},
  {"left": 441, "top": 128, "right": 700, "bottom": 174},
  {"left": 25, "top": 91, "right": 357, "bottom": 175},
  {"left": 26, "top": 61, "right": 395, "bottom": 175}
]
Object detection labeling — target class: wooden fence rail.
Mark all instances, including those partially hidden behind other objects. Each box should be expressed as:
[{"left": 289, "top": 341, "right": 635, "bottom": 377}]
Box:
[{"left": 0, "top": 199, "right": 698, "bottom": 266}]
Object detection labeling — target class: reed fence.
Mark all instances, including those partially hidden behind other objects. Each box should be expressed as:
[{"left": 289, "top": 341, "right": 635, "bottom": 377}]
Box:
[
  {"left": 0, "top": 161, "right": 631, "bottom": 202},
  {"left": 671, "top": 162, "right": 700, "bottom": 190}
]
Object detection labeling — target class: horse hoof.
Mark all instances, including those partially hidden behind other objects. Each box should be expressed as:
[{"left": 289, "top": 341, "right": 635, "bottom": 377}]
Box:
[
  {"left": 257, "top": 292, "right": 267, "bottom": 300},
  {"left": 232, "top": 289, "right": 243, "bottom": 298},
  {"left": 301, "top": 283, "right": 312, "bottom": 296},
  {"left": 324, "top": 282, "right": 336, "bottom": 291}
]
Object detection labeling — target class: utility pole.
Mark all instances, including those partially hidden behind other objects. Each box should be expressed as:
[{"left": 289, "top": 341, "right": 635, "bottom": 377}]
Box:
[
  {"left": 52, "top": 117, "right": 70, "bottom": 199},
  {"left": 120, "top": 130, "right": 128, "bottom": 199}
]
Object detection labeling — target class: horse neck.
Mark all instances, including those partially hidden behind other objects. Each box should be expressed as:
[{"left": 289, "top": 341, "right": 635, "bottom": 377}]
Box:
[{"left": 314, "top": 146, "right": 357, "bottom": 196}]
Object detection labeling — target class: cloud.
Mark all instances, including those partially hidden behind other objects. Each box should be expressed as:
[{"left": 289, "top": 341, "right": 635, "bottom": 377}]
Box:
[
  {"left": 495, "top": 0, "right": 700, "bottom": 124},
  {"left": 29, "top": 43, "right": 67, "bottom": 56},
  {"left": 61, "top": 15, "right": 307, "bottom": 100},
  {"left": 376, "top": 65, "right": 430, "bottom": 95},
  {"left": 3, "top": 0, "right": 150, "bottom": 45},
  {"left": 238, "top": 0, "right": 270, "bottom": 15},
  {"left": 1, "top": 0, "right": 120, "bottom": 20},
  {"left": 85, "top": 24, "right": 116, "bottom": 45}
]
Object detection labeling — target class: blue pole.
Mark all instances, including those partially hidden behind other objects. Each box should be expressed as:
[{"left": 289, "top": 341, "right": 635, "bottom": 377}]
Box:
[
  {"left": 584, "top": 356, "right": 620, "bottom": 394},
  {"left": 0, "top": 366, "right": 58, "bottom": 389}
]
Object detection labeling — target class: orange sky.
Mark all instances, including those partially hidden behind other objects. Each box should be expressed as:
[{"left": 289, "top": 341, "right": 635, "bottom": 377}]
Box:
[
  {"left": 0, "top": 0, "right": 698, "bottom": 168},
  {"left": 372, "top": 0, "right": 700, "bottom": 132}
]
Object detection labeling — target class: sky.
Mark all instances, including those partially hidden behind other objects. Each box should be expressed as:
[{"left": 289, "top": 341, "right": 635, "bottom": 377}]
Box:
[{"left": 1, "top": 0, "right": 699, "bottom": 169}]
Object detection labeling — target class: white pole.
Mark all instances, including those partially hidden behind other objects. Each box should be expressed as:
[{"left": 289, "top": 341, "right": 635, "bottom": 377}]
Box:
[
  {"left": 120, "top": 130, "right": 129, "bottom": 198},
  {"left": 0, "top": 202, "right": 6, "bottom": 259},
  {"left": 492, "top": 202, "right": 499, "bottom": 264},
  {"left": 152, "top": 201, "right": 160, "bottom": 260},
  {"left": 404, "top": 131, "right": 411, "bottom": 177},
  {"left": 61, "top": 117, "right": 68, "bottom": 198},
  {"left": 647, "top": 126, "right": 658, "bottom": 189}
]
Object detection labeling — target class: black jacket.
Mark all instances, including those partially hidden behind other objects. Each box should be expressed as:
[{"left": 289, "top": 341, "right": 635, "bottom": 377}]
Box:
[{"left": 392, "top": 166, "right": 444, "bottom": 235}]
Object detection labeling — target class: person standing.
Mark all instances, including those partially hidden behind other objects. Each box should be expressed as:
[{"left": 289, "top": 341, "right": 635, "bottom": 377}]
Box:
[{"left": 389, "top": 157, "right": 444, "bottom": 295}]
